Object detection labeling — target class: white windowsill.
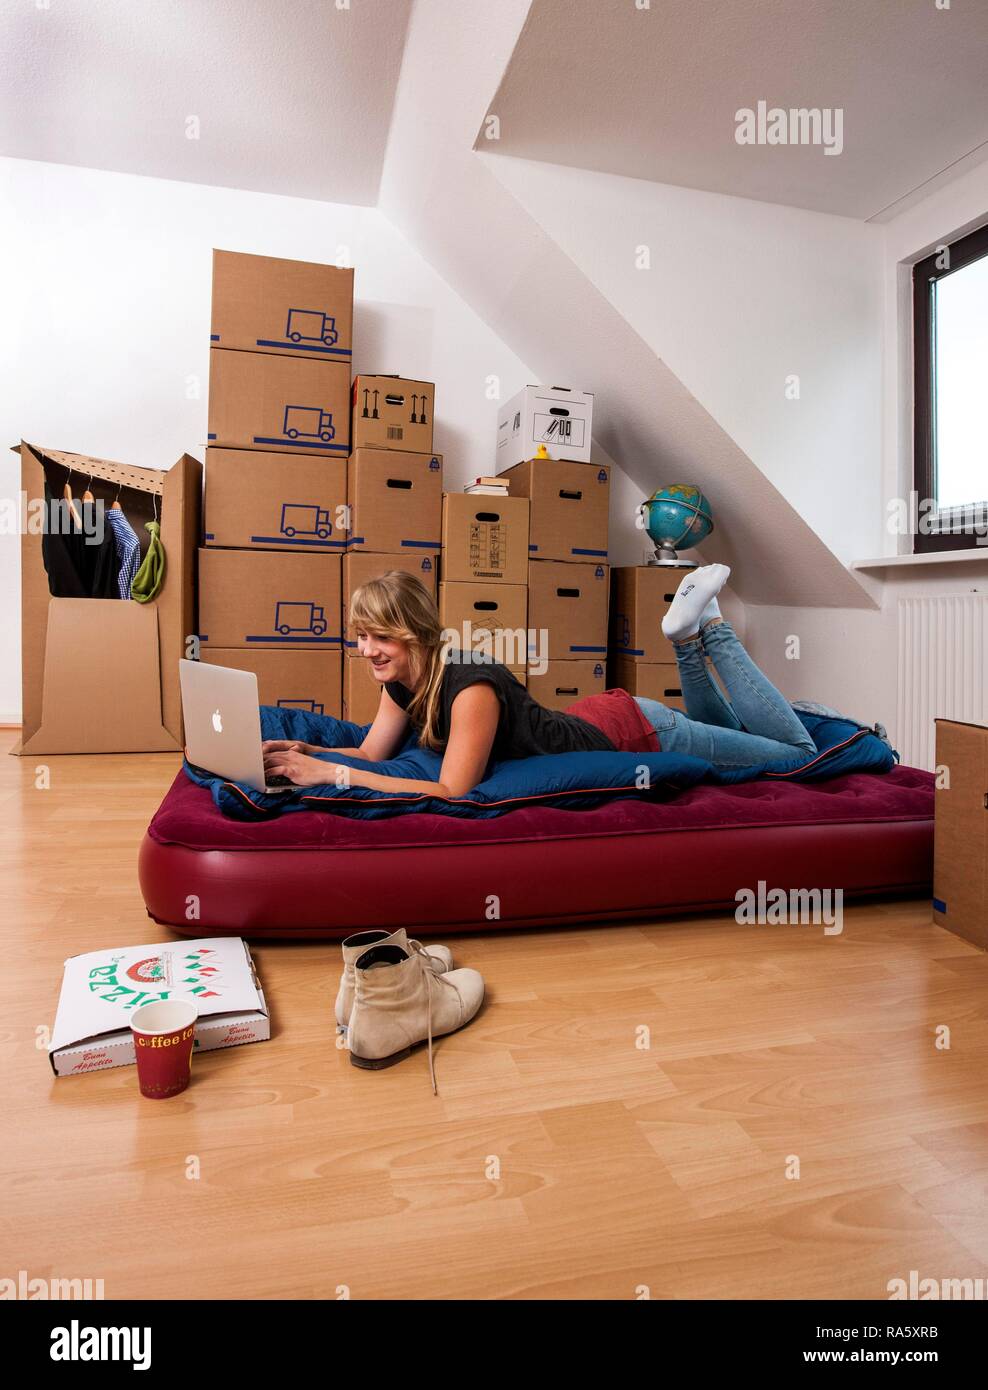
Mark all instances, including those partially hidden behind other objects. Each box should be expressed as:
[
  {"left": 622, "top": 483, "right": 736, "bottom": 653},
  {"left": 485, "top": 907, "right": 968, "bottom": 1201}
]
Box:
[{"left": 852, "top": 547, "right": 988, "bottom": 571}]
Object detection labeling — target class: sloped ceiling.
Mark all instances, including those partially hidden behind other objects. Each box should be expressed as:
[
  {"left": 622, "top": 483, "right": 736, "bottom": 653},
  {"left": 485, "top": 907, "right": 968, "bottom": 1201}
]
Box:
[
  {"left": 481, "top": 0, "right": 988, "bottom": 222},
  {"left": 0, "top": 0, "right": 411, "bottom": 204},
  {"left": 379, "top": 0, "right": 875, "bottom": 608}
]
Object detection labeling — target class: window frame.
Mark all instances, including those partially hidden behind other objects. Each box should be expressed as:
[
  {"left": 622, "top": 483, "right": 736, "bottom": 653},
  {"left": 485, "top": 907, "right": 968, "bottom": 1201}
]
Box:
[{"left": 912, "top": 220, "right": 988, "bottom": 553}]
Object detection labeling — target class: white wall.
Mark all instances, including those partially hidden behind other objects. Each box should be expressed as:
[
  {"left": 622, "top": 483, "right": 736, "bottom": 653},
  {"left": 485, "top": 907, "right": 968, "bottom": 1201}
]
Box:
[
  {"left": 484, "top": 154, "right": 886, "bottom": 567},
  {"left": 746, "top": 168, "right": 988, "bottom": 763},
  {"left": 0, "top": 156, "right": 536, "bottom": 722}
]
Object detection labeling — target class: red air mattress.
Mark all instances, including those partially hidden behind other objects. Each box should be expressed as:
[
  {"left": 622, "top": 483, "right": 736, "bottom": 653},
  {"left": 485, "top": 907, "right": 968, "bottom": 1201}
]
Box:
[{"left": 138, "top": 767, "right": 935, "bottom": 940}]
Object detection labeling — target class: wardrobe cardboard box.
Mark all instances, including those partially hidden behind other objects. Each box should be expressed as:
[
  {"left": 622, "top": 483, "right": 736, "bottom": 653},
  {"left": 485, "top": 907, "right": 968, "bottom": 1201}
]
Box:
[
  {"left": 496, "top": 385, "right": 594, "bottom": 466},
  {"left": 208, "top": 348, "right": 350, "bottom": 457},
  {"left": 528, "top": 558, "right": 608, "bottom": 661},
  {"left": 204, "top": 447, "right": 348, "bottom": 552},
  {"left": 526, "top": 659, "right": 606, "bottom": 711},
  {"left": 441, "top": 494, "right": 530, "bottom": 584},
  {"left": 202, "top": 649, "right": 342, "bottom": 719},
  {"left": 609, "top": 656, "right": 687, "bottom": 713},
  {"left": 933, "top": 718, "right": 988, "bottom": 949},
  {"left": 346, "top": 448, "right": 443, "bottom": 554},
  {"left": 199, "top": 548, "right": 342, "bottom": 650},
  {"left": 500, "top": 457, "right": 609, "bottom": 564},
  {"left": 211, "top": 248, "right": 353, "bottom": 364},
  {"left": 351, "top": 375, "right": 435, "bottom": 454},
  {"left": 342, "top": 551, "right": 438, "bottom": 652},
  {"left": 439, "top": 581, "right": 528, "bottom": 671},
  {"left": 15, "top": 442, "right": 201, "bottom": 756},
  {"left": 610, "top": 565, "right": 689, "bottom": 664}
]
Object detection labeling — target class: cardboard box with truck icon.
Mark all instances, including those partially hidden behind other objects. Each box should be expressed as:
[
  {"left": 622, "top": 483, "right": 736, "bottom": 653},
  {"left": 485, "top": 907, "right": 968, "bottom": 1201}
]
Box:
[
  {"left": 211, "top": 249, "right": 353, "bottom": 364},
  {"left": 198, "top": 549, "right": 341, "bottom": 650},
  {"left": 204, "top": 448, "right": 347, "bottom": 552},
  {"left": 202, "top": 648, "right": 342, "bottom": 720},
  {"left": 208, "top": 349, "right": 350, "bottom": 457}
]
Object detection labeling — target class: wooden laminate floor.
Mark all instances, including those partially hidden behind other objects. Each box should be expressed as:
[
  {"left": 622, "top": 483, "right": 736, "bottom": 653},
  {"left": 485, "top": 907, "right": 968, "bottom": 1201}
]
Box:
[{"left": 2, "top": 729, "right": 986, "bottom": 1300}]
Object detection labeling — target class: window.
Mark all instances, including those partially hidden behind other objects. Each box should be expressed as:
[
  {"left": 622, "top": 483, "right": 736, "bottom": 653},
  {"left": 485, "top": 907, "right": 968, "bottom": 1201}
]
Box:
[{"left": 913, "top": 222, "right": 988, "bottom": 552}]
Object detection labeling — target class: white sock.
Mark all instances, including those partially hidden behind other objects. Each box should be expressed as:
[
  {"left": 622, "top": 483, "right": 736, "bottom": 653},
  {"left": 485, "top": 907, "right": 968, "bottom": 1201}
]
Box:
[
  {"left": 698, "top": 595, "right": 722, "bottom": 630},
  {"left": 661, "top": 564, "right": 731, "bottom": 642}
]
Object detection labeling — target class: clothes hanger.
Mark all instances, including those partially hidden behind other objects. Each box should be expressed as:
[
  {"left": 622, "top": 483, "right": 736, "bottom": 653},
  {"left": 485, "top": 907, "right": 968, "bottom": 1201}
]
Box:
[
  {"left": 82, "top": 471, "right": 95, "bottom": 504},
  {"left": 62, "top": 466, "right": 82, "bottom": 528},
  {"left": 111, "top": 481, "right": 123, "bottom": 511}
]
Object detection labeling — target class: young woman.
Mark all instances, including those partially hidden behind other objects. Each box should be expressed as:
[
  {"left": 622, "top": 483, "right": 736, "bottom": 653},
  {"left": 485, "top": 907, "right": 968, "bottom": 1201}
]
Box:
[{"left": 261, "top": 564, "right": 817, "bottom": 797}]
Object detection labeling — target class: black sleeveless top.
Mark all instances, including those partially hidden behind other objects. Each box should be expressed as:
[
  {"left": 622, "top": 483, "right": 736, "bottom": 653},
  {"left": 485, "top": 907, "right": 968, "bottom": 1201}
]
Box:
[{"left": 385, "top": 655, "right": 614, "bottom": 761}]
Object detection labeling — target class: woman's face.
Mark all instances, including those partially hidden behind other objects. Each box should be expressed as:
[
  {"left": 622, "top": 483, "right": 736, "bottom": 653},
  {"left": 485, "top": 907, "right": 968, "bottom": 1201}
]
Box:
[{"left": 356, "top": 629, "right": 413, "bottom": 686}]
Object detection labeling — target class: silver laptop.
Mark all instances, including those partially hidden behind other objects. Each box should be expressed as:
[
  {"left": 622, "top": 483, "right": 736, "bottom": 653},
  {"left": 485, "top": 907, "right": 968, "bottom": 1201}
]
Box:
[{"left": 179, "top": 659, "right": 294, "bottom": 793}]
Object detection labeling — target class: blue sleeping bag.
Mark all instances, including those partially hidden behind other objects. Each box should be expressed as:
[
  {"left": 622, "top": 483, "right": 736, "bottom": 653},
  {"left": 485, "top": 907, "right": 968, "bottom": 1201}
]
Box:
[{"left": 183, "top": 706, "right": 898, "bottom": 821}]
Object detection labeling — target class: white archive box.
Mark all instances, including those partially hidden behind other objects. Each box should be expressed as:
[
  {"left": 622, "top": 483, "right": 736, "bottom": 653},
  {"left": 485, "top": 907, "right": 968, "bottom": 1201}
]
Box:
[{"left": 495, "top": 384, "right": 594, "bottom": 466}]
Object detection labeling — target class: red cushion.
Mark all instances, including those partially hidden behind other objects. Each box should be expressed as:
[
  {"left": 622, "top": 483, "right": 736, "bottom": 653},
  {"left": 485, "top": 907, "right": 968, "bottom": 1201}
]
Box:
[{"left": 140, "top": 766, "right": 934, "bottom": 940}]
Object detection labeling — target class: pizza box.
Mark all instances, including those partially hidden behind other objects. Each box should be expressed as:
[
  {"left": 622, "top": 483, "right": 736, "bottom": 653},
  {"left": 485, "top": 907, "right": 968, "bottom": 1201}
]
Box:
[{"left": 49, "top": 937, "right": 270, "bottom": 1077}]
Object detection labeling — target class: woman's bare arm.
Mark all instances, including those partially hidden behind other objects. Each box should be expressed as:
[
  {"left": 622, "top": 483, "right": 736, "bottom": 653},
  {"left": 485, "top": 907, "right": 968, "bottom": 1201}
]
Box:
[{"left": 262, "top": 686, "right": 411, "bottom": 762}]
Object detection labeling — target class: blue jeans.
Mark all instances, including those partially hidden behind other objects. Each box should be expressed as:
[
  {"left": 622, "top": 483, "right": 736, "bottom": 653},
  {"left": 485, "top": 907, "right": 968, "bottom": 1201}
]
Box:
[{"left": 634, "top": 621, "right": 816, "bottom": 768}]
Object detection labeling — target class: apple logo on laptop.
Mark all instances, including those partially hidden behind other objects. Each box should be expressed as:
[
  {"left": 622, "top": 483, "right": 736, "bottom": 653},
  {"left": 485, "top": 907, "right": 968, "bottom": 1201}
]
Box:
[{"left": 212, "top": 708, "right": 223, "bottom": 734}]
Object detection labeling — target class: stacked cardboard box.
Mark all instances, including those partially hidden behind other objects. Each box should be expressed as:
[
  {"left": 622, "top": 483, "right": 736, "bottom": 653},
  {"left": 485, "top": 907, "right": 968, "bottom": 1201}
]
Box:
[
  {"left": 439, "top": 493, "right": 530, "bottom": 683},
  {"left": 607, "top": 566, "right": 693, "bottom": 712},
  {"left": 499, "top": 444, "right": 610, "bottom": 711},
  {"left": 201, "top": 251, "right": 353, "bottom": 714},
  {"left": 933, "top": 718, "right": 988, "bottom": 950},
  {"left": 344, "top": 376, "right": 442, "bottom": 723}
]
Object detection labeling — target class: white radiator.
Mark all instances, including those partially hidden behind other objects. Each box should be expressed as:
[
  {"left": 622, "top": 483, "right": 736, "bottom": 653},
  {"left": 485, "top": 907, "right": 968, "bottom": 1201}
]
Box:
[{"left": 897, "top": 595, "right": 988, "bottom": 771}]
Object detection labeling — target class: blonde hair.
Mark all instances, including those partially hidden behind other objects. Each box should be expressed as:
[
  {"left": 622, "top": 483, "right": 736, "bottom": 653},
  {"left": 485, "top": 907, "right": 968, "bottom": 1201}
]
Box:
[{"left": 348, "top": 571, "right": 447, "bottom": 750}]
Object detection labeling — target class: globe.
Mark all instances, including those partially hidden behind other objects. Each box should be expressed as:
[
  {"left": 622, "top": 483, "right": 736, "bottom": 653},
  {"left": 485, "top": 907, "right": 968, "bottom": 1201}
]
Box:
[{"left": 641, "top": 484, "right": 714, "bottom": 565}]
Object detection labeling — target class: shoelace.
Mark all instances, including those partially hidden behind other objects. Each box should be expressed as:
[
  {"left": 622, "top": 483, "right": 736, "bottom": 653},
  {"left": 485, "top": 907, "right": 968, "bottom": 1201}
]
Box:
[
  {"left": 406, "top": 942, "right": 458, "bottom": 1096},
  {"left": 408, "top": 938, "right": 444, "bottom": 966}
]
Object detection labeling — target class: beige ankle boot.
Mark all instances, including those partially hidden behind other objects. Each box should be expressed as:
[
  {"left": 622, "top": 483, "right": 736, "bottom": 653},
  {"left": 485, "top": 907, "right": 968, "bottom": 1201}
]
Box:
[
  {"left": 335, "top": 928, "right": 452, "bottom": 1031},
  {"left": 347, "top": 943, "right": 484, "bottom": 1094}
]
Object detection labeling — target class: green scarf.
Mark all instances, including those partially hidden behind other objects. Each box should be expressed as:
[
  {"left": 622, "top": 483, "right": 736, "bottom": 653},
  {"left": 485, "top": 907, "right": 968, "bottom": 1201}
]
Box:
[{"left": 130, "top": 520, "right": 165, "bottom": 603}]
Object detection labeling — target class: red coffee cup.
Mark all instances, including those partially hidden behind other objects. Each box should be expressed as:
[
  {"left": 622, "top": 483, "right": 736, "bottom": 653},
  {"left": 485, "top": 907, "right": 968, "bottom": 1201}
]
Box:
[{"left": 130, "top": 1000, "right": 199, "bottom": 1100}]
